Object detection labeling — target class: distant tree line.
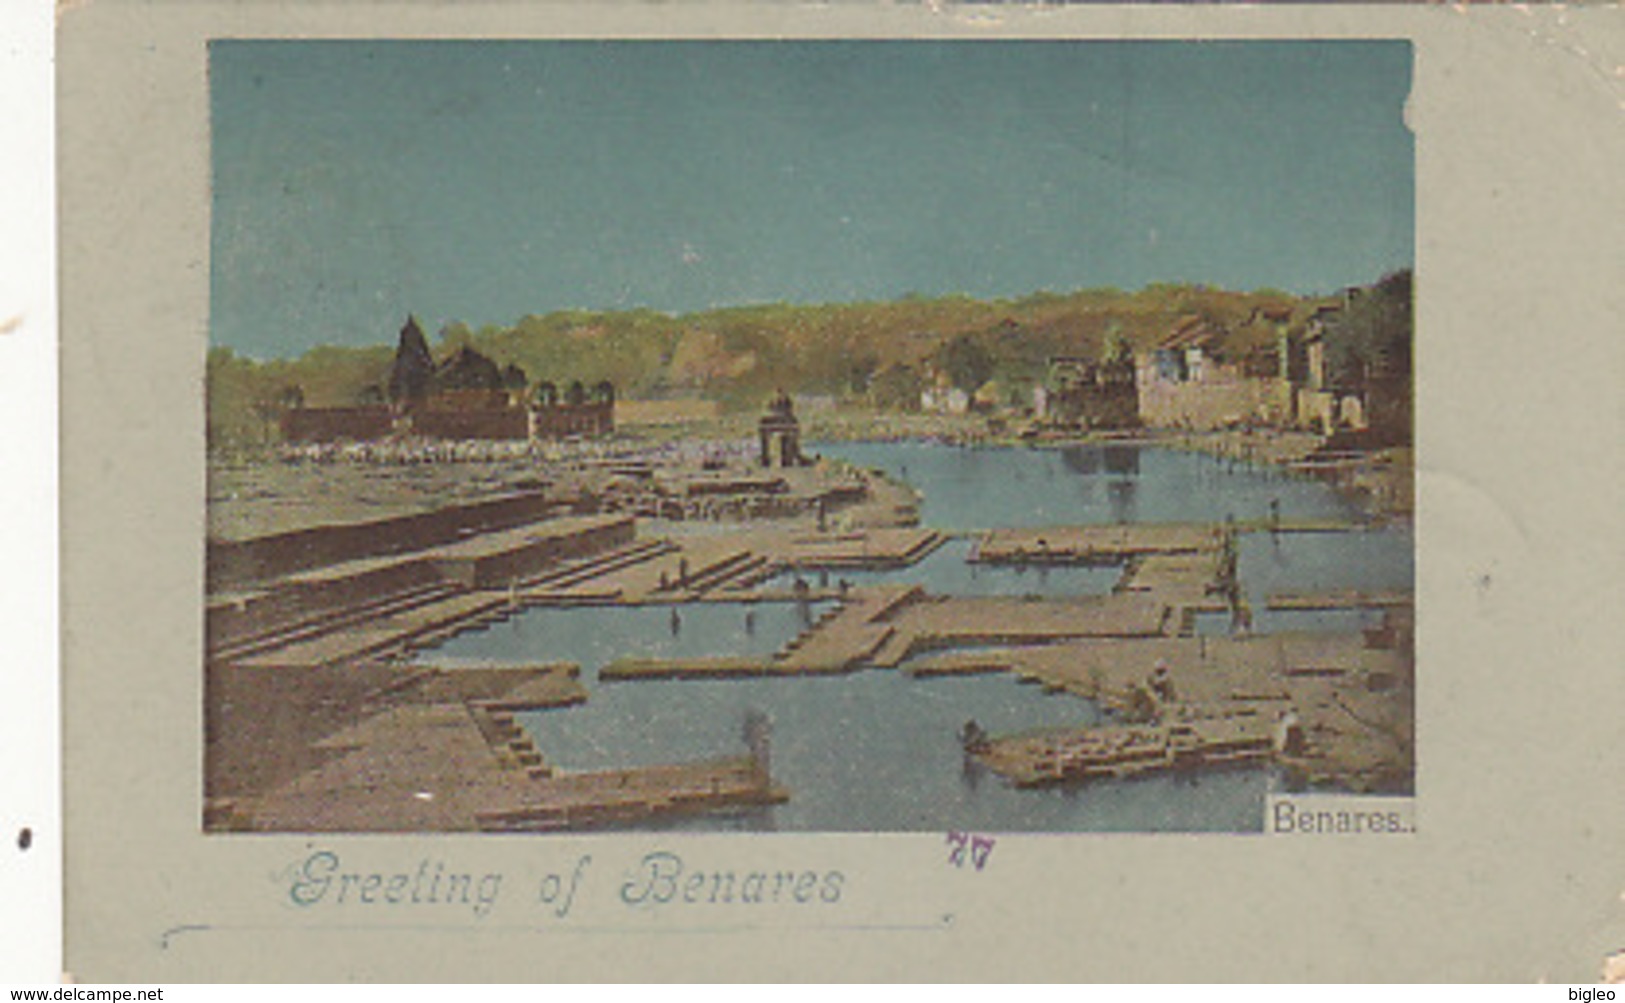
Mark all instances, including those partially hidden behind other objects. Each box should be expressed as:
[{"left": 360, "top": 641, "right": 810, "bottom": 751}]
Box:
[{"left": 206, "top": 280, "right": 1407, "bottom": 450}]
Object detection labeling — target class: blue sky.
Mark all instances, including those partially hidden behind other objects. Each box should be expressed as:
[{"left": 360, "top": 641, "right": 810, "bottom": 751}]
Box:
[{"left": 210, "top": 40, "right": 1413, "bottom": 359}]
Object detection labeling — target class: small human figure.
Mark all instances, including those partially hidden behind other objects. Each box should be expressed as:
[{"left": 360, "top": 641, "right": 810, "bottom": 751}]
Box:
[
  {"left": 669, "top": 606, "right": 682, "bottom": 636},
  {"left": 1231, "top": 602, "right": 1254, "bottom": 637},
  {"left": 1124, "top": 684, "right": 1159, "bottom": 724},
  {"left": 1148, "top": 659, "right": 1176, "bottom": 703},
  {"left": 960, "top": 719, "right": 990, "bottom": 754},
  {"left": 1273, "top": 710, "right": 1305, "bottom": 755}
]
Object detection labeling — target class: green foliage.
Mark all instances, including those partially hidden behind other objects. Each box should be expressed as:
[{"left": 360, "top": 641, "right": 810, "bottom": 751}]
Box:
[
  {"left": 841, "top": 352, "right": 880, "bottom": 398},
  {"left": 206, "top": 343, "right": 392, "bottom": 451},
  {"left": 869, "top": 363, "right": 924, "bottom": 412},
  {"left": 935, "top": 333, "right": 997, "bottom": 393},
  {"left": 206, "top": 281, "right": 1380, "bottom": 448},
  {"left": 206, "top": 347, "right": 273, "bottom": 450},
  {"left": 1328, "top": 269, "right": 1413, "bottom": 379},
  {"left": 1101, "top": 324, "right": 1131, "bottom": 365},
  {"left": 435, "top": 346, "right": 504, "bottom": 392}
]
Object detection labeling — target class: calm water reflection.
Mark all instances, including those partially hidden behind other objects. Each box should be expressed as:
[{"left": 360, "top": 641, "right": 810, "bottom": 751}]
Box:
[
  {"left": 815, "top": 440, "right": 1357, "bottom": 530},
  {"left": 428, "top": 442, "right": 1412, "bottom": 832},
  {"left": 767, "top": 536, "right": 1122, "bottom": 598},
  {"left": 517, "top": 672, "right": 1263, "bottom": 833},
  {"left": 428, "top": 600, "right": 829, "bottom": 673}
]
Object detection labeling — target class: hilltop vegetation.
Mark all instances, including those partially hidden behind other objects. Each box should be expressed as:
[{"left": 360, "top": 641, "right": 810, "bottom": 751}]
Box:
[{"left": 208, "top": 282, "right": 1358, "bottom": 449}]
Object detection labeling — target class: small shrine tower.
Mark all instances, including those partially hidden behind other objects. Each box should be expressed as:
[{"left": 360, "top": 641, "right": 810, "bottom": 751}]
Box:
[{"left": 758, "top": 390, "right": 803, "bottom": 468}]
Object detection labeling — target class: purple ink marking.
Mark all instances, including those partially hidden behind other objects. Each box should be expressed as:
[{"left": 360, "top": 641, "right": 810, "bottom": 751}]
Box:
[
  {"left": 945, "top": 831, "right": 969, "bottom": 868},
  {"left": 946, "top": 831, "right": 994, "bottom": 870},
  {"left": 970, "top": 835, "right": 996, "bottom": 871}
]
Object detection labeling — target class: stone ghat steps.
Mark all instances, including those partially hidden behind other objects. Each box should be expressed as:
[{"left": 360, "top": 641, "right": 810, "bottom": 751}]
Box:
[
  {"left": 776, "top": 623, "right": 895, "bottom": 672},
  {"left": 871, "top": 592, "right": 1173, "bottom": 668},
  {"left": 769, "top": 528, "right": 944, "bottom": 569},
  {"left": 467, "top": 703, "right": 552, "bottom": 774},
  {"left": 976, "top": 716, "right": 1275, "bottom": 788},
  {"left": 1267, "top": 589, "right": 1413, "bottom": 611},
  {"left": 905, "top": 654, "right": 1014, "bottom": 678},
  {"left": 355, "top": 662, "right": 586, "bottom": 714},
  {"left": 599, "top": 656, "right": 861, "bottom": 680},
  {"left": 516, "top": 539, "right": 676, "bottom": 594},
  {"left": 862, "top": 583, "right": 931, "bottom": 623},
  {"left": 208, "top": 580, "right": 463, "bottom": 664},
  {"left": 771, "top": 583, "right": 924, "bottom": 670},
  {"left": 772, "top": 603, "right": 845, "bottom": 657},
  {"left": 971, "top": 524, "right": 1222, "bottom": 564},
  {"left": 788, "top": 530, "right": 947, "bottom": 569},
  {"left": 868, "top": 630, "right": 918, "bottom": 669},
  {"left": 473, "top": 759, "right": 787, "bottom": 832},
  {"left": 728, "top": 563, "right": 782, "bottom": 590},
  {"left": 638, "top": 546, "right": 763, "bottom": 599},
  {"left": 213, "top": 539, "right": 671, "bottom": 665},
  {"left": 232, "top": 592, "right": 511, "bottom": 670},
  {"left": 1116, "top": 552, "right": 1225, "bottom": 594},
  {"left": 676, "top": 550, "right": 772, "bottom": 594}
]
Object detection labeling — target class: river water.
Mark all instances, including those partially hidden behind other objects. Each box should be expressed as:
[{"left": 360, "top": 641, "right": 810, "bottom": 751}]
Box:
[{"left": 424, "top": 441, "right": 1413, "bottom": 833}]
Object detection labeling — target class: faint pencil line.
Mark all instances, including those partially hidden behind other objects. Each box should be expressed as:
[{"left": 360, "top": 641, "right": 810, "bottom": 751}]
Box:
[{"left": 159, "top": 914, "right": 952, "bottom": 948}]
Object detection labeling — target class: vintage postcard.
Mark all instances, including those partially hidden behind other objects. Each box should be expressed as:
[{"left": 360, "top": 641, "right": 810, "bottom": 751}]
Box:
[
  {"left": 203, "top": 37, "right": 1415, "bottom": 838},
  {"left": 55, "top": 1, "right": 1624, "bottom": 983}
]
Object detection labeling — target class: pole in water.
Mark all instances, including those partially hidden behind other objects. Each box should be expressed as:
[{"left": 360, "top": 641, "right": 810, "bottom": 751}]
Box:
[{"left": 743, "top": 709, "right": 772, "bottom": 786}]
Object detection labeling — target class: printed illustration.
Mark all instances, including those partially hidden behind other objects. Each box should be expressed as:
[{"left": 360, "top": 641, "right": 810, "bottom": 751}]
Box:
[{"left": 204, "top": 40, "right": 1415, "bottom": 833}]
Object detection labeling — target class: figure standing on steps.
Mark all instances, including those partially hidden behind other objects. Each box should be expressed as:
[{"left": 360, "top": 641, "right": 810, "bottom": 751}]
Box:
[{"left": 1148, "top": 659, "right": 1176, "bottom": 703}]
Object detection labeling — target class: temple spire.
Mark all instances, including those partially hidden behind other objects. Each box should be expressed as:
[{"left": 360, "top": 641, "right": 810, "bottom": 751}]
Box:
[{"left": 387, "top": 314, "right": 434, "bottom": 404}]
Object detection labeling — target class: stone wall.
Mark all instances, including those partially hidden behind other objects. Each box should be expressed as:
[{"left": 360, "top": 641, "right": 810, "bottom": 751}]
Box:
[
  {"left": 1135, "top": 358, "right": 1294, "bottom": 431},
  {"left": 207, "top": 490, "right": 556, "bottom": 589},
  {"left": 206, "top": 508, "right": 632, "bottom": 652},
  {"left": 429, "top": 514, "right": 636, "bottom": 589},
  {"left": 410, "top": 408, "right": 529, "bottom": 441},
  {"left": 206, "top": 555, "right": 443, "bottom": 651},
  {"left": 278, "top": 400, "right": 613, "bottom": 443},
  {"left": 281, "top": 406, "right": 395, "bottom": 443},
  {"left": 530, "top": 402, "right": 614, "bottom": 438}
]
